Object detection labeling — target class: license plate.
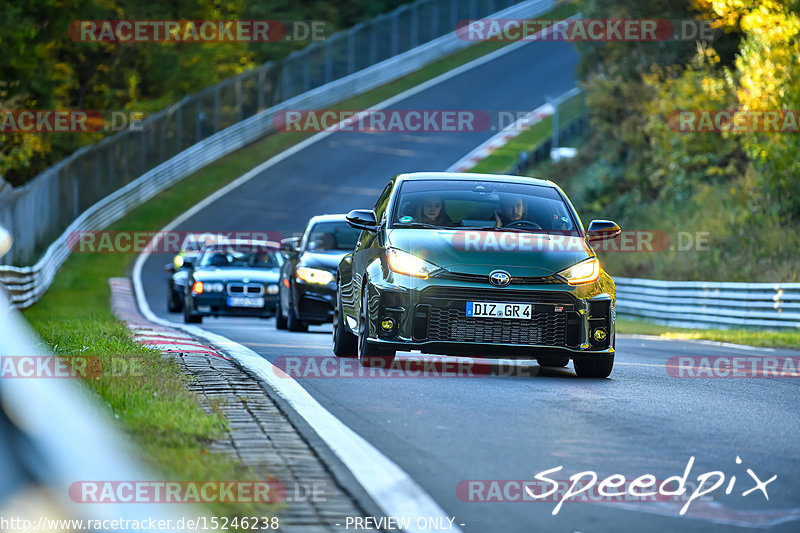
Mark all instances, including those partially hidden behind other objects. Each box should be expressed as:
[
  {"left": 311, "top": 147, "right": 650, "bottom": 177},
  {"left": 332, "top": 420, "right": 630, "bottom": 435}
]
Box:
[
  {"left": 466, "top": 301, "right": 531, "bottom": 319},
  {"left": 227, "top": 297, "right": 265, "bottom": 308}
]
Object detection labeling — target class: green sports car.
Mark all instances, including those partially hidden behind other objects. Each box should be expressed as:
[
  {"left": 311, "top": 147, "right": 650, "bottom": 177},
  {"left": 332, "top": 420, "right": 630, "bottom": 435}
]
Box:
[{"left": 333, "top": 172, "right": 621, "bottom": 378}]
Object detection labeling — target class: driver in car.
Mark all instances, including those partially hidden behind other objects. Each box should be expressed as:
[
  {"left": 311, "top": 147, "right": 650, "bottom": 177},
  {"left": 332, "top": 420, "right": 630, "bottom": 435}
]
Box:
[{"left": 494, "top": 195, "right": 538, "bottom": 228}]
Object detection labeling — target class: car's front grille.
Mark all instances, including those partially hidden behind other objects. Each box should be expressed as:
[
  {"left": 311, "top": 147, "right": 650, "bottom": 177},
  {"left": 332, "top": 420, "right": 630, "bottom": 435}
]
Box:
[
  {"left": 416, "top": 287, "right": 577, "bottom": 346},
  {"left": 227, "top": 282, "right": 264, "bottom": 296},
  {"left": 427, "top": 308, "right": 567, "bottom": 346},
  {"left": 420, "top": 287, "right": 578, "bottom": 306}
]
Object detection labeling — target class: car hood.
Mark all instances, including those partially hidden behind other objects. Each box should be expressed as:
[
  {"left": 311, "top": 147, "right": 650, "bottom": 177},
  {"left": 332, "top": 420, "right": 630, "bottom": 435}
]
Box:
[
  {"left": 192, "top": 267, "right": 280, "bottom": 283},
  {"left": 386, "top": 228, "right": 593, "bottom": 277},
  {"left": 299, "top": 251, "right": 349, "bottom": 270}
]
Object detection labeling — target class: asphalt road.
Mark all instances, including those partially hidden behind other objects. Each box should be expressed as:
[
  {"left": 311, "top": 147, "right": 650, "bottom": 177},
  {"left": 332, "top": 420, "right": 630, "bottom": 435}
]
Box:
[{"left": 138, "top": 39, "right": 800, "bottom": 532}]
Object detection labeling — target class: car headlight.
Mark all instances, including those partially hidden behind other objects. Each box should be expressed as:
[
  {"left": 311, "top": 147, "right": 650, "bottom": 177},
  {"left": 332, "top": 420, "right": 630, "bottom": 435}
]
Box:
[
  {"left": 174, "top": 255, "right": 184, "bottom": 269},
  {"left": 296, "top": 267, "right": 334, "bottom": 285},
  {"left": 557, "top": 257, "right": 601, "bottom": 285},
  {"left": 201, "top": 282, "right": 225, "bottom": 292},
  {"left": 387, "top": 248, "right": 439, "bottom": 279},
  {"left": 267, "top": 284, "right": 279, "bottom": 294}
]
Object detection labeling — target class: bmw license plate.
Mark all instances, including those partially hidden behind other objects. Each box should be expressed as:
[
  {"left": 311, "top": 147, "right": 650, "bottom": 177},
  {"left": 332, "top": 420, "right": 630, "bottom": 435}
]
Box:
[
  {"left": 227, "top": 297, "right": 264, "bottom": 308},
  {"left": 466, "top": 301, "right": 531, "bottom": 319}
]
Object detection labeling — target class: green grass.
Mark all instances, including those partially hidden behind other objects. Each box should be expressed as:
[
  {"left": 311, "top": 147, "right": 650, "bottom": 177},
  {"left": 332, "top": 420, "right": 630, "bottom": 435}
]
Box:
[
  {"left": 471, "top": 91, "right": 585, "bottom": 174},
  {"left": 617, "top": 318, "right": 800, "bottom": 349},
  {"left": 21, "top": 0, "right": 579, "bottom": 520}
]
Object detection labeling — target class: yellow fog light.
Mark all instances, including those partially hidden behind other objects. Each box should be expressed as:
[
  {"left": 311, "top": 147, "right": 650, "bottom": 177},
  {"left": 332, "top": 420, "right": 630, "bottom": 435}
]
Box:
[
  {"left": 381, "top": 318, "right": 396, "bottom": 331},
  {"left": 593, "top": 328, "right": 607, "bottom": 342}
]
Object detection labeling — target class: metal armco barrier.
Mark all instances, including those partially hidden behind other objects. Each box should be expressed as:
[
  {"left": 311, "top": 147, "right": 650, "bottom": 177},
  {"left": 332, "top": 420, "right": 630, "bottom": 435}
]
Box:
[
  {"left": 615, "top": 277, "right": 800, "bottom": 329},
  {"left": 0, "top": 0, "right": 555, "bottom": 309}
]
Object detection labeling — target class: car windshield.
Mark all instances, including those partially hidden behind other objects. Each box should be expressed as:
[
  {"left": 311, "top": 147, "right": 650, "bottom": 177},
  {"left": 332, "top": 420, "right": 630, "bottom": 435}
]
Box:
[
  {"left": 305, "top": 221, "right": 361, "bottom": 252},
  {"left": 198, "top": 245, "right": 282, "bottom": 268},
  {"left": 390, "top": 179, "right": 580, "bottom": 235}
]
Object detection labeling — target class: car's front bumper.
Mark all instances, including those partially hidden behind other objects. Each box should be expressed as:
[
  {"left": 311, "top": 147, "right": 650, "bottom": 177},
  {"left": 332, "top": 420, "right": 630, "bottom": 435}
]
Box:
[
  {"left": 191, "top": 293, "right": 278, "bottom": 318},
  {"left": 294, "top": 282, "right": 336, "bottom": 324},
  {"left": 364, "top": 273, "right": 615, "bottom": 359}
]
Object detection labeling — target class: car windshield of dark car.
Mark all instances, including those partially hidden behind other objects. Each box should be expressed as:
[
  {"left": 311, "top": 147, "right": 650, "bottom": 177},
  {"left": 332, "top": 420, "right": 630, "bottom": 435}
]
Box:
[
  {"left": 305, "top": 221, "right": 361, "bottom": 252},
  {"left": 391, "top": 179, "right": 579, "bottom": 235},
  {"left": 199, "top": 248, "right": 281, "bottom": 268}
]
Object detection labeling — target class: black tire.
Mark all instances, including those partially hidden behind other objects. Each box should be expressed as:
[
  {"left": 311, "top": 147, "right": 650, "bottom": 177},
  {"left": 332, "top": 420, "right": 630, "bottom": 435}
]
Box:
[
  {"left": 167, "top": 290, "right": 179, "bottom": 313},
  {"left": 275, "top": 298, "right": 288, "bottom": 330},
  {"left": 287, "top": 298, "right": 308, "bottom": 332},
  {"left": 537, "top": 356, "right": 570, "bottom": 367},
  {"left": 357, "top": 285, "right": 395, "bottom": 368},
  {"left": 183, "top": 301, "right": 202, "bottom": 324},
  {"left": 333, "top": 289, "right": 357, "bottom": 357},
  {"left": 183, "top": 295, "right": 203, "bottom": 324},
  {"left": 573, "top": 355, "right": 614, "bottom": 378}
]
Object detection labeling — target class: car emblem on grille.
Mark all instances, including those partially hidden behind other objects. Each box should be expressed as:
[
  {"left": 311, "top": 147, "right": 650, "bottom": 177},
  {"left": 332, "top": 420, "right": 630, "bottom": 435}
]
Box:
[{"left": 489, "top": 270, "right": 511, "bottom": 287}]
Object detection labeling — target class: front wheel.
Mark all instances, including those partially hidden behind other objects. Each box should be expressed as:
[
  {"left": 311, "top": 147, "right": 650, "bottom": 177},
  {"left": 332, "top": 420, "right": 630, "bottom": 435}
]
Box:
[
  {"left": 333, "top": 290, "right": 357, "bottom": 357},
  {"left": 358, "top": 285, "right": 395, "bottom": 368},
  {"left": 573, "top": 355, "right": 614, "bottom": 378},
  {"left": 183, "top": 299, "right": 202, "bottom": 324},
  {"left": 287, "top": 299, "right": 308, "bottom": 332},
  {"left": 275, "top": 298, "right": 288, "bottom": 330}
]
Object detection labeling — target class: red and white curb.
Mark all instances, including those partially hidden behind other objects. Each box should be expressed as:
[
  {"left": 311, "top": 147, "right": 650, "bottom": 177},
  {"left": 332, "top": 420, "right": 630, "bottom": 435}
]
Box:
[
  {"left": 446, "top": 102, "right": 555, "bottom": 173},
  {"left": 109, "top": 278, "right": 230, "bottom": 360}
]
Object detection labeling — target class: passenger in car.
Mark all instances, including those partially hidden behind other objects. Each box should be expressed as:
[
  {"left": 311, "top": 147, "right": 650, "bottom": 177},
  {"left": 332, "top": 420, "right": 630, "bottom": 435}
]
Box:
[{"left": 414, "top": 195, "right": 459, "bottom": 227}]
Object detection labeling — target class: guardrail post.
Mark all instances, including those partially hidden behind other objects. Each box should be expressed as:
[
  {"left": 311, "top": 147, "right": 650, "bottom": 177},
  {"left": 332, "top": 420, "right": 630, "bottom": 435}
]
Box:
[
  {"left": 257, "top": 66, "right": 266, "bottom": 110},
  {"left": 176, "top": 104, "right": 183, "bottom": 152},
  {"left": 450, "top": 0, "right": 458, "bottom": 31},
  {"left": 391, "top": 11, "right": 400, "bottom": 56},
  {"left": 347, "top": 26, "right": 357, "bottom": 74},
  {"left": 324, "top": 39, "right": 333, "bottom": 84},
  {"left": 411, "top": 4, "right": 419, "bottom": 47},
  {"left": 303, "top": 52, "right": 311, "bottom": 92},
  {"left": 235, "top": 77, "right": 243, "bottom": 122},
  {"left": 213, "top": 85, "right": 221, "bottom": 133},
  {"left": 551, "top": 98, "right": 559, "bottom": 150},
  {"left": 431, "top": 0, "right": 439, "bottom": 38}
]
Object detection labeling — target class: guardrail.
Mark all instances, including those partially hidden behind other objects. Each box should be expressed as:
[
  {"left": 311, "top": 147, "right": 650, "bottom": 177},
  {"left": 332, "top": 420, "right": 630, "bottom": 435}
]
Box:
[
  {"left": 0, "top": 0, "right": 555, "bottom": 309},
  {"left": 0, "top": 286, "right": 189, "bottom": 529},
  {"left": 615, "top": 277, "right": 800, "bottom": 329}
]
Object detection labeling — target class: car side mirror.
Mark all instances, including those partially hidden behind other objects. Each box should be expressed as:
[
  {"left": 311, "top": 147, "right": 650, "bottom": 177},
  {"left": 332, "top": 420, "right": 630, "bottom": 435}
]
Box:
[
  {"left": 586, "top": 220, "right": 621, "bottom": 243},
  {"left": 346, "top": 209, "right": 378, "bottom": 232},
  {"left": 281, "top": 237, "right": 300, "bottom": 257}
]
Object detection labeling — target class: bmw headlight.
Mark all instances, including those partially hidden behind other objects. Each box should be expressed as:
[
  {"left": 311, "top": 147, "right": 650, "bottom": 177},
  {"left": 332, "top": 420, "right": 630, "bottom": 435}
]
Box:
[
  {"left": 387, "top": 248, "right": 439, "bottom": 279},
  {"left": 204, "top": 282, "right": 225, "bottom": 292},
  {"left": 557, "top": 257, "right": 601, "bottom": 285},
  {"left": 296, "top": 267, "right": 334, "bottom": 285}
]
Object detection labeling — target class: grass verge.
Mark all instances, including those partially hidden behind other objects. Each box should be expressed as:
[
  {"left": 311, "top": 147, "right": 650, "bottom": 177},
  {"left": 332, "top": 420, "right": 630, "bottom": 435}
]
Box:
[
  {"left": 617, "top": 318, "right": 800, "bottom": 349},
  {"left": 21, "top": 0, "right": 579, "bottom": 519}
]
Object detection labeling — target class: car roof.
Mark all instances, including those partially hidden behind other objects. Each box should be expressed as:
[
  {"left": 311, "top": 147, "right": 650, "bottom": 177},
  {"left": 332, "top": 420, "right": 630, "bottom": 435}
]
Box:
[
  {"left": 204, "top": 239, "right": 280, "bottom": 248},
  {"left": 395, "top": 172, "right": 555, "bottom": 188}
]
